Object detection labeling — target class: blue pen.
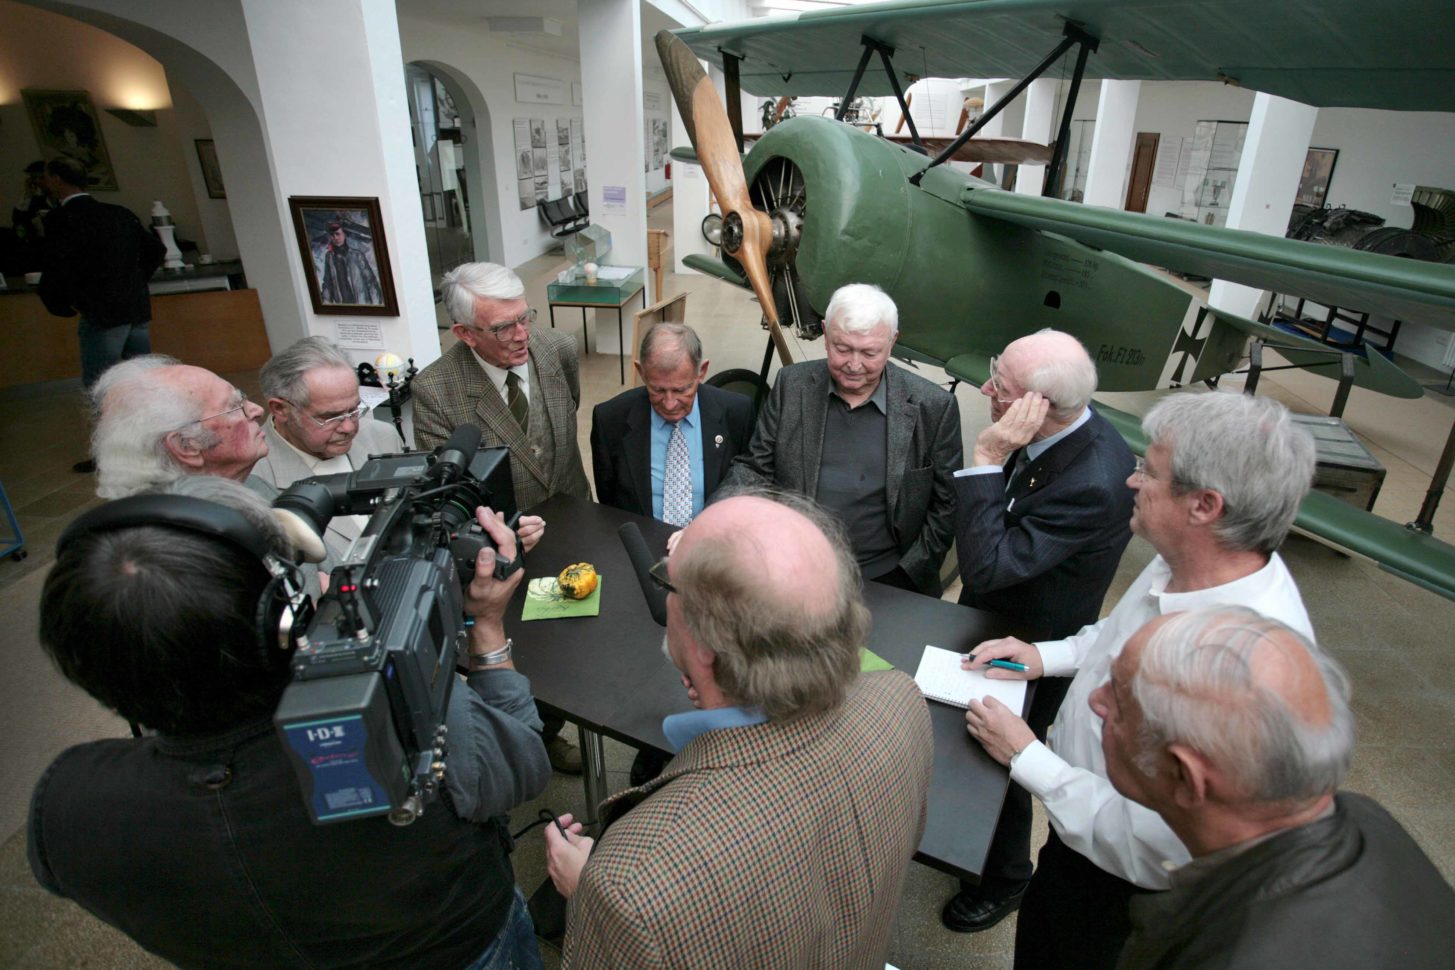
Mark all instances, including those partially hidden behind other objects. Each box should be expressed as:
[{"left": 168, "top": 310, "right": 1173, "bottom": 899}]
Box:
[{"left": 986, "top": 659, "right": 1028, "bottom": 673}]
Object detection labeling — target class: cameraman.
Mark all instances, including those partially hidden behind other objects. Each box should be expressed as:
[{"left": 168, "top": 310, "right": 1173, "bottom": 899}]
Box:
[{"left": 28, "top": 479, "right": 551, "bottom": 970}]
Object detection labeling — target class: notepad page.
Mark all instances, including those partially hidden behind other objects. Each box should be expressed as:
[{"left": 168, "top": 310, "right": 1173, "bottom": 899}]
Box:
[{"left": 913, "top": 644, "right": 1029, "bottom": 713}]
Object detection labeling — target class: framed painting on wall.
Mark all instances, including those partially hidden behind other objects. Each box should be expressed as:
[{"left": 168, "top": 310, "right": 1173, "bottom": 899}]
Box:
[
  {"left": 288, "top": 196, "right": 399, "bottom": 316},
  {"left": 1295, "top": 148, "right": 1339, "bottom": 208},
  {"left": 195, "top": 139, "right": 226, "bottom": 199},
  {"left": 22, "top": 89, "right": 118, "bottom": 191}
]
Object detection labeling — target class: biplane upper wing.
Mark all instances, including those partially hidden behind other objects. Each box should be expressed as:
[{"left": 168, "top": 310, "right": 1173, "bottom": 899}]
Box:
[{"left": 674, "top": 0, "right": 1455, "bottom": 111}]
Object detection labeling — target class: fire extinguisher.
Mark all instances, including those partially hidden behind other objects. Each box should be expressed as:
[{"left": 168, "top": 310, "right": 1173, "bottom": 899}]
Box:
[{"left": 666, "top": 161, "right": 672, "bottom": 180}]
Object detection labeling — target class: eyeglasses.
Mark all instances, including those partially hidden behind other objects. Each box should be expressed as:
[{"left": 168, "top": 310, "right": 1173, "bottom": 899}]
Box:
[
  {"left": 294, "top": 401, "right": 369, "bottom": 429},
  {"left": 173, "top": 388, "right": 250, "bottom": 430},
  {"left": 986, "top": 354, "right": 1057, "bottom": 409},
  {"left": 468, "top": 308, "right": 537, "bottom": 340},
  {"left": 985, "top": 355, "right": 1018, "bottom": 406},
  {"left": 1132, "top": 456, "right": 1195, "bottom": 490},
  {"left": 648, "top": 556, "right": 677, "bottom": 595}
]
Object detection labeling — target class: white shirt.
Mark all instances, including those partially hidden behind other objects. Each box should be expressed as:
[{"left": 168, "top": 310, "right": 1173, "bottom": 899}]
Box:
[
  {"left": 468, "top": 347, "right": 529, "bottom": 408},
  {"left": 273, "top": 428, "right": 369, "bottom": 535},
  {"left": 1011, "top": 552, "right": 1314, "bottom": 889}
]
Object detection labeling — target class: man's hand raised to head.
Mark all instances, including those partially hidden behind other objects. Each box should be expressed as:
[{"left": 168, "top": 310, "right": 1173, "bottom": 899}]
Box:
[{"left": 972, "top": 392, "right": 1050, "bottom": 467}]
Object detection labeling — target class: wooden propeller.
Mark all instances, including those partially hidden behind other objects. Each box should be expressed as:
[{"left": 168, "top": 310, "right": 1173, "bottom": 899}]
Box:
[{"left": 655, "top": 30, "right": 793, "bottom": 366}]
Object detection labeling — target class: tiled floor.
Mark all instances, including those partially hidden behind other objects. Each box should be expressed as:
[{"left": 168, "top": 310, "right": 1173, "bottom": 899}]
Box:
[{"left": 1, "top": 202, "right": 1452, "bottom": 968}]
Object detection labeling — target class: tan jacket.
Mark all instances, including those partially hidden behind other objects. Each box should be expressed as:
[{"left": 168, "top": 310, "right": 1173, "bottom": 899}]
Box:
[{"left": 411, "top": 328, "right": 591, "bottom": 510}]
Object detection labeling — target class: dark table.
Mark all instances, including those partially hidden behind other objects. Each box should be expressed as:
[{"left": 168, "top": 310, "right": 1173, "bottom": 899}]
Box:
[{"left": 509, "top": 494, "right": 1018, "bottom": 881}]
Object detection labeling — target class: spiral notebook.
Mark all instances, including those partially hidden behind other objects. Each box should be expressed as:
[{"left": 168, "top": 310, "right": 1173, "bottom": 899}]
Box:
[{"left": 913, "top": 644, "right": 1029, "bottom": 713}]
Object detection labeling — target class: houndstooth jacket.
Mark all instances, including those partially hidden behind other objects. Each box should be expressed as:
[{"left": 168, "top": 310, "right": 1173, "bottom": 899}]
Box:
[{"left": 563, "top": 671, "right": 933, "bottom": 969}]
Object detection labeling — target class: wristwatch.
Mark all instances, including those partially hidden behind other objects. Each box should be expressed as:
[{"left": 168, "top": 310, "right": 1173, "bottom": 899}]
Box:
[{"left": 467, "top": 638, "right": 513, "bottom": 670}]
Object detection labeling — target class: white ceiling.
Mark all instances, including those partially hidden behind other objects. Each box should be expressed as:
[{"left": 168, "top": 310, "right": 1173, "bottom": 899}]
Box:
[{"left": 399, "top": 0, "right": 686, "bottom": 65}]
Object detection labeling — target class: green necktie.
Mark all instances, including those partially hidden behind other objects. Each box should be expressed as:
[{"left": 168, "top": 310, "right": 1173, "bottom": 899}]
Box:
[{"left": 505, "top": 370, "right": 529, "bottom": 434}]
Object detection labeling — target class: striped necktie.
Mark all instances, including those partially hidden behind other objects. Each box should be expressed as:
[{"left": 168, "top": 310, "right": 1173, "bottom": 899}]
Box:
[{"left": 505, "top": 370, "right": 529, "bottom": 434}]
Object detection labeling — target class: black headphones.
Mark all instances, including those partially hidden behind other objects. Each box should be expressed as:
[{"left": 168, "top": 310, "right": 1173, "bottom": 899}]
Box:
[{"left": 57, "top": 494, "right": 315, "bottom": 665}]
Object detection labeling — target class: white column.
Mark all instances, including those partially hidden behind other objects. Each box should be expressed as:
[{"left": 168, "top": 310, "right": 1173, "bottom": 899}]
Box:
[
  {"left": 235, "top": 0, "right": 437, "bottom": 362},
  {"left": 578, "top": 0, "right": 649, "bottom": 346},
  {"left": 1208, "top": 94, "right": 1318, "bottom": 320},
  {"left": 1082, "top": 80, "right": 1140, "bottom": 208},
  {"left": 974, "top": 80, "right": 1014, "bottom": 184},
  {"left": 1015, "top": 78, "right": 1058, "bottom": 195}
]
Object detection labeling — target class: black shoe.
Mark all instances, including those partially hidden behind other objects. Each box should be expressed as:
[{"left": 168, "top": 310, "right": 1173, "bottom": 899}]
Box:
[
  {"left": 941, "top": 883, "right": 1028, "bottom": 933},
  {"left": 72, "top": 459, "right": 96, "bottom": 474}
]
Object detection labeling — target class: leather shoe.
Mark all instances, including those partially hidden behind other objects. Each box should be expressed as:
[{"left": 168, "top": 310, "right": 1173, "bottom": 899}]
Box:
[
  {"left": 546, "top": 735, "right": 583, "bottom": 775},
  {"left": 72, "top": 459, "right": 96, "bottom": 474},
  {"left": 940, "top": 883, "right": 1027, "bottom": 933}
]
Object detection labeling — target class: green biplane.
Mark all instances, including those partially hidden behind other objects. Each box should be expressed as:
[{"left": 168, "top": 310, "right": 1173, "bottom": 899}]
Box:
[{"left": 655, "top": 0, "right": 1455, "bottom": 599}]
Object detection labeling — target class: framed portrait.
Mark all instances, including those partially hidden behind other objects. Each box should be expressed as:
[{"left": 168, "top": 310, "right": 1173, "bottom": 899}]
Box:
[
  {"left": 1295, "top": 148, "right": 1339, "bottom": 208},
  {"left": 23, "top": 89, "right": 118, "bottom": 191},
  {"left": 194, "top": 139, "right": 226, "bottom": 199},
  {"left": 288, "top": 196, "right": 399, "bottom": 316}
]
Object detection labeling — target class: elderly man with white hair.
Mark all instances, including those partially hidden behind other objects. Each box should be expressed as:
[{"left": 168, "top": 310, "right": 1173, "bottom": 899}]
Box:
[
  {"left": 722, "top": 282, "right": 962, "bottom": 595},
  {"left": 1102, "top": 607, "right": 1455, "bottom": 968},
  {"left": 941, "top": 329, "right": 1136, "bottom": 933},
  {"left": 961, "top": 391, "right": 1318, "bottom": 969},
  {"left": 411, "top": 261, "right": 590, "bottom": 513},
  {"left": 91, "top": 354, "right": 270, "bottom": 499}
]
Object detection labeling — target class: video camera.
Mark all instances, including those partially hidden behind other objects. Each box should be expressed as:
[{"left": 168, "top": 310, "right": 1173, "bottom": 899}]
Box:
[{"left": 270, "top": 425, "right": 518, "bottom": 826}]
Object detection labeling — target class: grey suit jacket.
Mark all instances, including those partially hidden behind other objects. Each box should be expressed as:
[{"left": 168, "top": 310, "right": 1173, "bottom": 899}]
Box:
[
  {"left": 251, "top": 417, "right": 406, "bottom": 562},
  {"left": 589, "top": 383, "right": 756, "bottom": 519},
  {"left": 410, "top": 329, "right": 591, "bottom": 511},
  {"left": 724, "top": 360, "right": 962, "bottom": 594}
]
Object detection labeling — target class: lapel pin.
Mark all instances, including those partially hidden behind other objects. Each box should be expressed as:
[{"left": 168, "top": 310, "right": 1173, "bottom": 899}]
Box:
[{"left": 714, "top": 434, "right": 724, "bottom": 448}]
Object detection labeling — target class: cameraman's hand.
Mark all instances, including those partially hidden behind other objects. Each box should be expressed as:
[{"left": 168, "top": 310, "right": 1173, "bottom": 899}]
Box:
[
  {"left": 544, "top": 813, "right": 593, "bottom": 898},
  {"left": 517, "top": 515, "right": 546, "bottom": 553},
  {"left": 463, "top": 507, "right": 523, "bottom": 646}
]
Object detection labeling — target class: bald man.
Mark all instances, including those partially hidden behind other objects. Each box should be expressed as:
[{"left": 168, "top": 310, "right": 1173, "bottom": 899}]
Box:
[
  {"left": 943, "top": 329, "right": 1135, "bottom": 932},
  {"left": 543, "top": 490, "right": 933, "bottom": 968},
  {"left": 1102, "top": 608, "right": 1455, "bottom": 968}
]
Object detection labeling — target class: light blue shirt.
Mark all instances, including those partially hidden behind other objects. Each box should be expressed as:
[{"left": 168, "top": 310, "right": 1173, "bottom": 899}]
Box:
[
  {"left": 661, "top": 704, "right": 769, "bottom": 752},
  {"left": 956, "top": 406, "right": 1093, "bottom": 478},
  {"left": 649, "top": 396, "right": 705, "bottom": 521}
]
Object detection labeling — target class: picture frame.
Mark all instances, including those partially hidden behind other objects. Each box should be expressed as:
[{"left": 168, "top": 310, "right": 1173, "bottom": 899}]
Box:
[
  {"left": 288, "top": 196, "right": 399, "bottom": 316},
  {"left": 194, "top": 139, "right": 226, "bottom": 199},
  {"left": 1295, "top": 147, "right": 1339, "bottom": 208},
  {"left": 22, "top": 88, "right": 118, "bottom": 191}
]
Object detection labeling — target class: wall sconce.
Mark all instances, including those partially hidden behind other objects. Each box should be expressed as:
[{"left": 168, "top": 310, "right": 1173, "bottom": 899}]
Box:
[{"left": 105, "top": 108, "right": 157, "bottom": 127}]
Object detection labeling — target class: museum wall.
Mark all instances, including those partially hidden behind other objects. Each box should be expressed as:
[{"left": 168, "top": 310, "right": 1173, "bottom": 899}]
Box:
[
  {"left": 0, "top": 0, "right": 214, "bottom": 256},
  {"left": 399, "top": 14, "right": 586, "bottom": 270}
]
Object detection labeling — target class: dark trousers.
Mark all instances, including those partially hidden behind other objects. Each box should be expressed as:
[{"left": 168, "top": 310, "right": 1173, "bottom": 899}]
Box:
[
  {"left": 78, "top": 316, "right": 150, "bottom": 389},
  {"left": 1013, "top": 828, "right": 1148, "bottom": 970},
  {"left": 962, "top": 674, "right": 1072, "bottom": 898},
  {"left": 870, "top": 564, "right": 924, "bottom": 595}
]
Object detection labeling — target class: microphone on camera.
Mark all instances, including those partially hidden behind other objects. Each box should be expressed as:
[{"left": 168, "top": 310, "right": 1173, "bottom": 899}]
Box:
[
  {"left": 429, "top": 423, "right": 481, "bottom": 484},
  {"left": 619, "top": 522, "right": 668, "bottom": 627}
]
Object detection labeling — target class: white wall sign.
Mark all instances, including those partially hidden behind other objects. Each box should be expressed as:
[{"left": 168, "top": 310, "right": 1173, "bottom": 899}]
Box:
[
  {"left": 336, "top": 321, "right": 386, "bottom": 350},
  {"left": 515, "top": 73, "right": 566, "bottom": 105},
  {"left": 603, "top": 184, "right": 627, "bottom": 214},
  {"left": 1391, "top": 183, "right": 1415, "bottom": 206},
  {"left": 644, "top": 91, "right": 663, "bottom": 112}
]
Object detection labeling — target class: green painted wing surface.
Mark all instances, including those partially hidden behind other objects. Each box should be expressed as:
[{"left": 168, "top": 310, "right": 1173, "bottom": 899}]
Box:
[
  {"left": 961, "top": 188, "right": 1455, "bottom": 336},
  {"left": 673, "top": 0, "right": 1455, "bottom": 110}
]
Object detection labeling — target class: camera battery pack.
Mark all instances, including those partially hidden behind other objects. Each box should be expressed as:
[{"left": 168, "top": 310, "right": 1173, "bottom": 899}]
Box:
[{"left": 275, "top": 672, "right": 408, "bottom": 824}]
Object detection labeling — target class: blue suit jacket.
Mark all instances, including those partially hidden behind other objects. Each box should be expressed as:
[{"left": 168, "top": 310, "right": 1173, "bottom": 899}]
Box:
[
  {"left": 955, "top": 409, "right": 1135, "bottom": 641},
  {"left": 589, "top": 383, "right": 755, "bottom": 518}
]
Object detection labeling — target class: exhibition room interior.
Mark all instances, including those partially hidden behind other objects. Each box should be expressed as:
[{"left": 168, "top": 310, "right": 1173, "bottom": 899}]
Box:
[{"left": 2, "top": 0, "right": 1454, "bottom": 967}]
